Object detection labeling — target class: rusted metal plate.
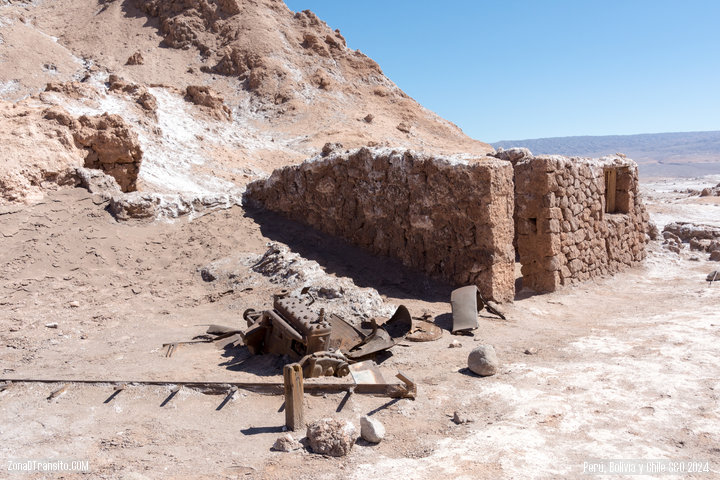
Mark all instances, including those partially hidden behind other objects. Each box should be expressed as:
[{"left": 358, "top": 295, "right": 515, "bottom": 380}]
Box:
[
  {"left": 405, "top": 319, "right": 443, "bottom": 342},
  {"left": 383, "top": 305, "right": 412, "bottom": 339},
  {"left": 451, "top": 285, "right": 480, "bottom": 333},
  {"left": 327, "top": 313, "right": 364, "bottom": 352},
  {"left": 346, "top": 328, "right": 394, "bottom": 360}
]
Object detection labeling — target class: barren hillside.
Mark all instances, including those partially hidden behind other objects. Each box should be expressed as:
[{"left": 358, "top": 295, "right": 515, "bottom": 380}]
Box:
[{"left": 0, "top": 0, "right": 492, "bottom": 206}]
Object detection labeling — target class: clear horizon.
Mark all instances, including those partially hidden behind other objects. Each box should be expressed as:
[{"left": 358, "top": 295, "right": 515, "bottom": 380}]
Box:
[{"left": 285, "top": 0, "right": 720, "bottom": 143}]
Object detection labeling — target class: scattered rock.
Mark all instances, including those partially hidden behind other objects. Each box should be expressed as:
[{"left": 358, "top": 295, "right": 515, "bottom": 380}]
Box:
[
  {"left": 468, "top": 344, "right": 499, "bottom": 376},
  {"left": 108, "top": 192, "right": 241, "bottom": 221},
  {"left": 45, "top": 322, "right": 58, "bottom": 329},
  {"left": 272, "top": 433, "right": 302, "bottom": 452},
  {"left": 696, "top": 184, "right": 720, "bottom": 197},
  {"left": 106, "top": 75, "right": 157, "bottom": 113},
  {"left": 664, "top": 222, "right": 720, "bottom": 242},
  {"left": 524, "top": 347, "right": 538, "bottom": 355},
  {"left": 306, "top": 418, "right": 356, "bottom": 456},
  {"left": 396, "top": 122, "right": 411, "bottom": 134},
  {"left": 200, "top": 267, "right": 217, "bottom": 282},
  {"left": 662, "top": 231, "right": 681, "bottom": 242},
  {"left": 452, "top": 411, "right": 472, "bottom": 425},
  {"left": 321, "top": 142, "right": 343, "bottom": 157},
  {"left": 185, "top": 86, "right": 232, "bottom": 120},
  {"left": 68, "top": 300, "right": 80, "bottom": 308},
  {"left": 690, "top": 238, "right": 712, "bottom": 252},
  {"left": 647, "top": 221, "right": 659, "bottom": 240},
  {"left": 492, "top": 147, "right": 532, "bottom": 164},
  {"left": 449, "top": 340, "right": 462, "bottom": 348},
  {"left": 707, "top": 271, "right": 719, "bottom": 281},
  {"left": 360, "top": 415, "right": 385, "bottom": 444},
  {"left": 311, "top": 70, "right": 333, "bottom": 90},
  {"left": 126, "top": 51, "right": 144, "bottom": 65},
  {"left": 710, "top": 252, "right": 720, "bottom": 262},
  {"left": 74, "top": 167, "right": 121, "bottom": 197},
  {"left": 363, "top": 114, "right": 374, "bottom": 123}
]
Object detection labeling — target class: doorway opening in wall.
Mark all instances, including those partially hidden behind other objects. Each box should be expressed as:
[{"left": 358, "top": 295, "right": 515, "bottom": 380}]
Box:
[{"left": 604, "top": 167, "right": 631, "bottom": 214}]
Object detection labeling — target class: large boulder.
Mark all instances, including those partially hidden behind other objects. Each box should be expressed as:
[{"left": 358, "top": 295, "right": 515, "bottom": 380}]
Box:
[
  {"left": 306, "top": 418, "right": 356, "bottom": 456},
  {"left": 468, "top": 344, "right": 499, "bottom": 376}
]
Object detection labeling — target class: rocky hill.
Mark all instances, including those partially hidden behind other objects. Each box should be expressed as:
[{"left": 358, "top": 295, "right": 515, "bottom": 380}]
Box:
[{"left": 0, "top": 0, "right": 492, "bottom": 206}]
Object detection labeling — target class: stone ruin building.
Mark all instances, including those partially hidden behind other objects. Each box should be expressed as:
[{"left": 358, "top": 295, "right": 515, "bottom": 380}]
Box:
[{"left": 245, "top": 147, "right": 651, "bottom": 302}]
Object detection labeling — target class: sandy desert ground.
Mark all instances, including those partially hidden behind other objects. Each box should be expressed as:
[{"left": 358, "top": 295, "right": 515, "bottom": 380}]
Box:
[
  {"left": 1, "top": 1, "right": 719, "bottom": 479},
  {"left": 1, "top": 175, "right": 718, "bottom": 480}
]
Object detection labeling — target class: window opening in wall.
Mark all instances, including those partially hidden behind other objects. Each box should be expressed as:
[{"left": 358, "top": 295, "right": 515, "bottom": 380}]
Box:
[
  {"left": 604, "top": 167, "right": 631, "bottom": 214},
  {"left": 529, "top": 217, "right": 537, "bottom": 233},
  {"left": 604, "top": 168, "right": 617, "bottom": 213}
]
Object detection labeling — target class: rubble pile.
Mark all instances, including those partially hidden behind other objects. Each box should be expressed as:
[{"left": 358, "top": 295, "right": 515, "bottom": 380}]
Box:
[
  {"left": 663, "top": 222, "right": 720, "bottom": 260},
  {"left": 684, "top": 182, "right": 720, "bottom": 197},
  {"left": 202, "top": 242, "right": 396, "bottom": 320}
]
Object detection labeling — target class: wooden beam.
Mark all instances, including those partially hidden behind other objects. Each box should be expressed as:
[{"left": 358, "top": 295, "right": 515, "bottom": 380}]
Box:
[{"left": 283, "top": 363, "right": 304, "bottom": 431}]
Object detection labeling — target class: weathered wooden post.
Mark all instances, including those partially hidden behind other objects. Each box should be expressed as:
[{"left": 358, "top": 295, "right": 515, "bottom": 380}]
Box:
[{"left": 283, "top": 363, "right": 304, "bottom": 431}]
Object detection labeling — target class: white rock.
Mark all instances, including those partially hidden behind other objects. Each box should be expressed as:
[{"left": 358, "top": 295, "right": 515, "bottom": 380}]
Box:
[
  {"left": 452, "top": 411, "right": 472, "bottom": 424},
  {"left": 360, "top": 415, "right": 385, "bottom": 443},
  {"left": 468, "top": 344, "right": 499, "bottom": 376},
  {"left": 45, "top": 322, "right": 58, "bottom": 329},
  {"left": 272, "top": 433, "right": 301, "bottom": 452}
]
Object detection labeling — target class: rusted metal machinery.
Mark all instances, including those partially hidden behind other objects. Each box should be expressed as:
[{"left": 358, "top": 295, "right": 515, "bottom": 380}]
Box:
[
  {"left": 242, "top": 292, "right": 333, "bottom": 360},
  {"left": 238, "top": 290, "right": 412, "bottom": 378}
]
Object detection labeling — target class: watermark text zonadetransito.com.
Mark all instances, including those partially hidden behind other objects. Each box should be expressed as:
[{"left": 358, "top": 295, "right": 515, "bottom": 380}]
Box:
[{"left": 6, "top": 459, "right": 90, "bottom": 473}]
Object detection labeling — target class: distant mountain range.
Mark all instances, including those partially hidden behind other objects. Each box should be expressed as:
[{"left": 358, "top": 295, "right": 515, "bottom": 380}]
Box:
[{"left": 492, "top": 131, "right": 720, "bottom": 178}]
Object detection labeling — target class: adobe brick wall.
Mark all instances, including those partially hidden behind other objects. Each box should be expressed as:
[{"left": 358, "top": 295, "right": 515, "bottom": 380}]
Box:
[
  {"left": 515, "top": 155, "right": 650, "bottom": 292},
  {"left": 245, "top": 147, "right": 516, "bottom": 302}
]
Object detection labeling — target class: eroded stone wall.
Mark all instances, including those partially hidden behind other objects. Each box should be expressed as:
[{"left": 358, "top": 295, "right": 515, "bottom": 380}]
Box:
[
  {"left": 515, "top": 155, "right": 650, "bottom": 292},
  {"left": 245, "top": 147, "right": 516, "bottom": 302}
]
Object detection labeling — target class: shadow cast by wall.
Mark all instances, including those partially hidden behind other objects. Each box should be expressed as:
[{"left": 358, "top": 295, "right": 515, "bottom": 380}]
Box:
[{"left": 244, "top": 207, "right": 454, "bottom": 303}]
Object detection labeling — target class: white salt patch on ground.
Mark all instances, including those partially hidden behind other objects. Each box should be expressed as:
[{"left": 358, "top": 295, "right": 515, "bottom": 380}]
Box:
[
  {"left": 650, "top": 205, "right": 720, "bottom": 230},
  {"left": 644, "top": 175, "right": 720, "bottom": 194},
  {"left": 353, "top": 271, "right": 719, "bottom": 479},
  {"left": 569, "top": 334, "right": 634, "bottom": 354},
  {"left": 0, "top": 78, "right": 19, "bottom": 97}
]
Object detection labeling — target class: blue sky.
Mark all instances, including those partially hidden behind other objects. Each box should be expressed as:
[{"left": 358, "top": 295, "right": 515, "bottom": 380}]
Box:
[{"left": 284, "top": 0, "right": 720, "bottom": 142}]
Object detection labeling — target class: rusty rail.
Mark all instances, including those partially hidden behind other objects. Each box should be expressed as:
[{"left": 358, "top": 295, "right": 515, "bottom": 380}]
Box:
[{"left": 0, "top": 375, "right": 416, "bottom": 399}]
